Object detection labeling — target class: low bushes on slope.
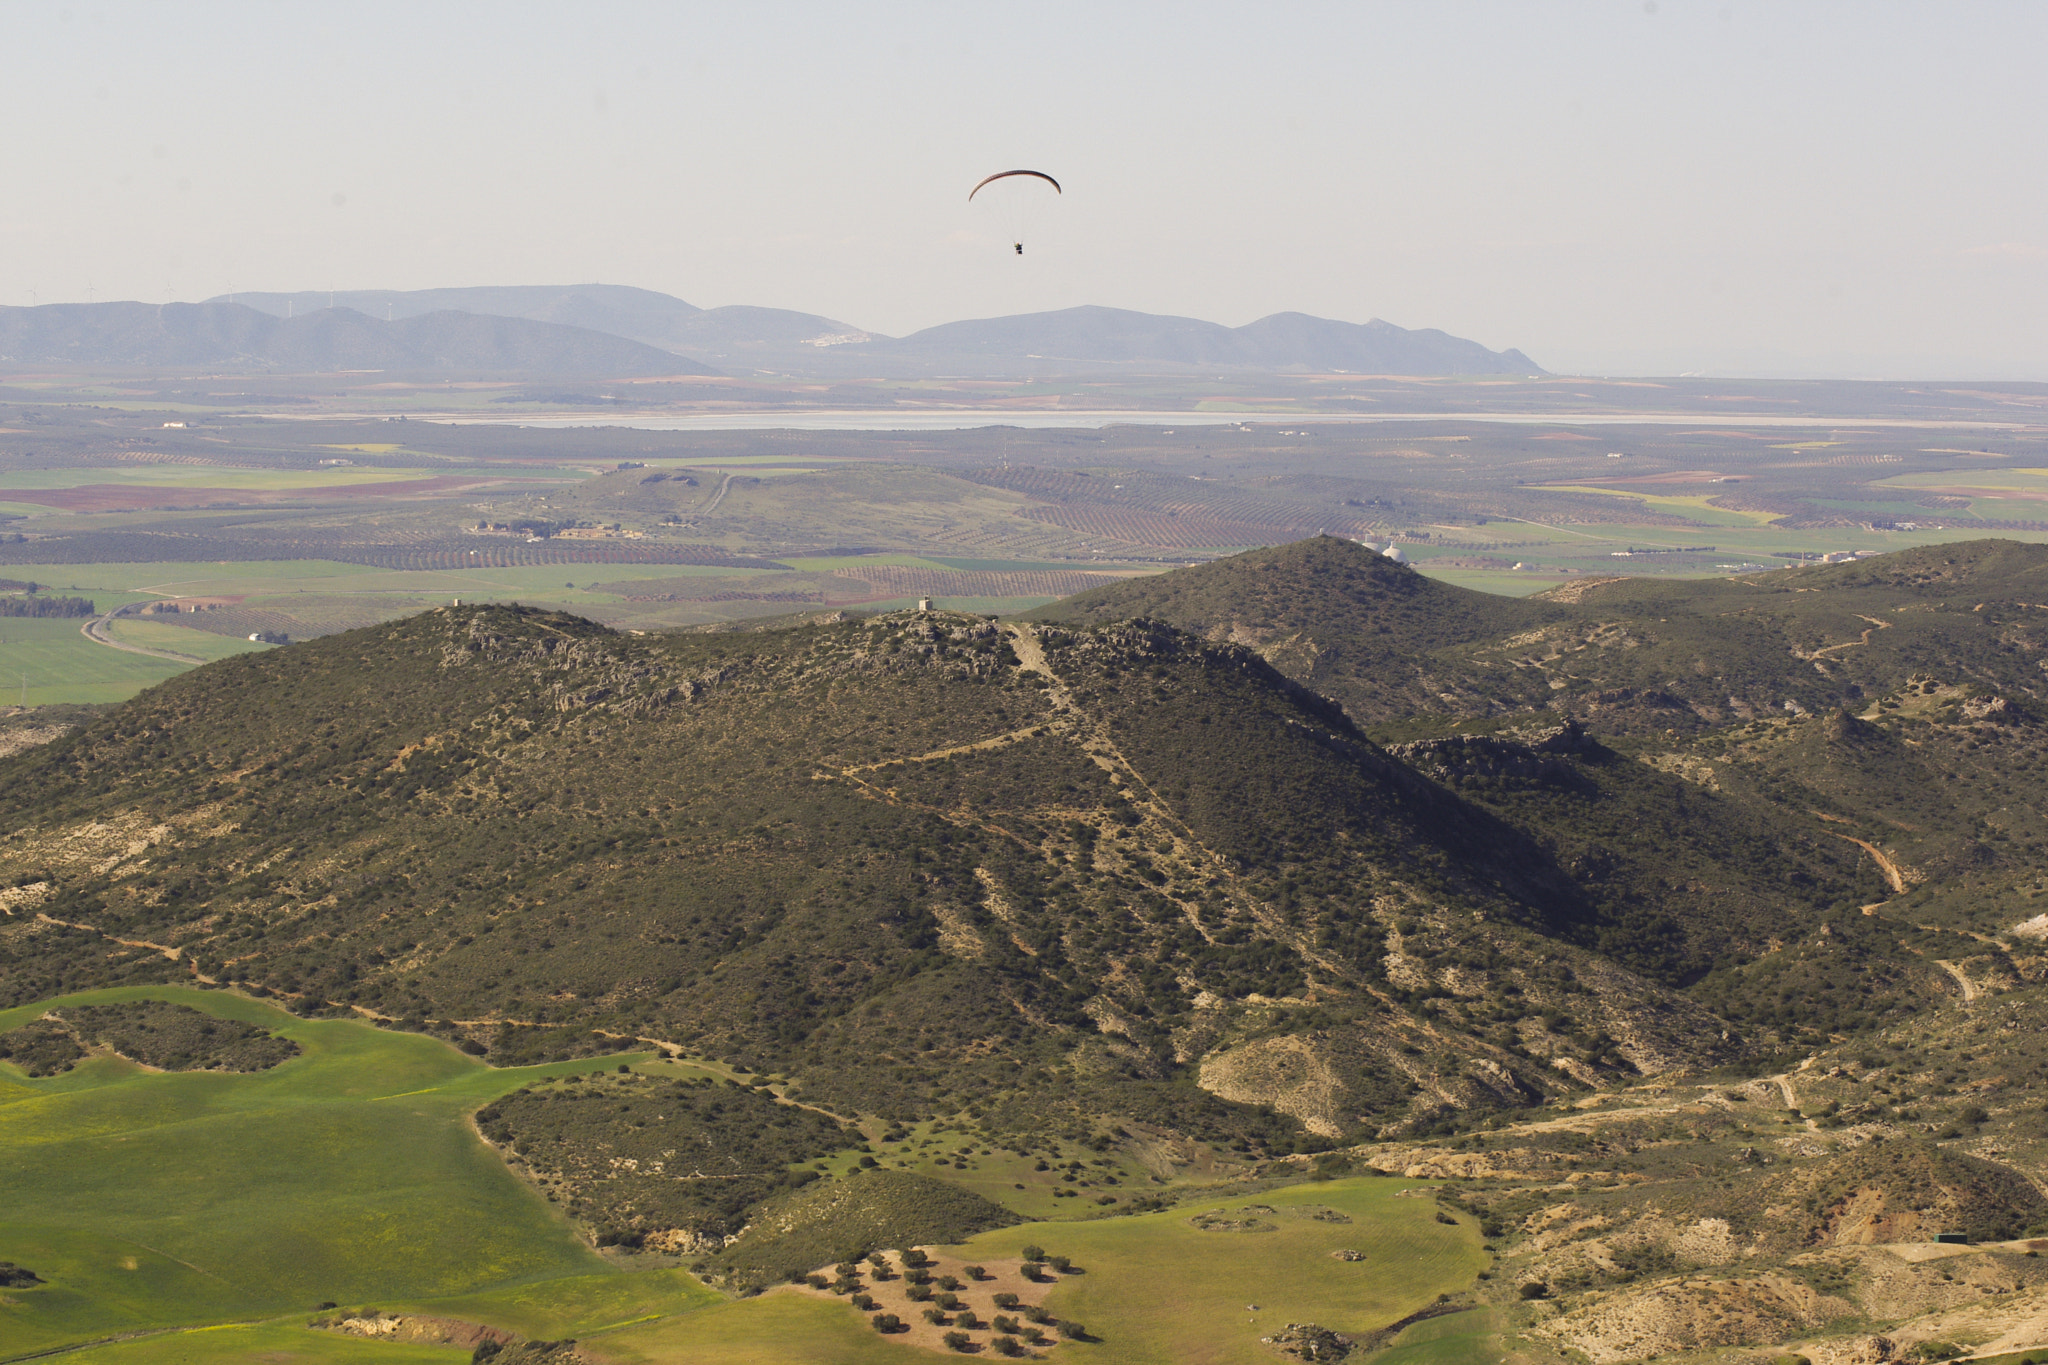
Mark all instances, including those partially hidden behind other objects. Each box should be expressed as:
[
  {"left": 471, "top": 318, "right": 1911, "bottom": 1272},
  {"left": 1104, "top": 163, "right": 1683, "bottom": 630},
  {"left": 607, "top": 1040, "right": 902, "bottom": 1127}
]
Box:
[
  {"left": 475, "top": 1070, "right": 854, "bottom": 1244},
  {"left": 717, "top": 1170, "right": 1022, "bottom": 1289}
]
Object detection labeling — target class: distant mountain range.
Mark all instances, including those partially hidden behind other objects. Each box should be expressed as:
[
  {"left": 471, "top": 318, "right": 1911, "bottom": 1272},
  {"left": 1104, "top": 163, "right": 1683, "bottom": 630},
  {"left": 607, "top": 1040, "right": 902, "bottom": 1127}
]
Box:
[
  {"left": 879, "top": 304, "right": 1542, "bottom": 376},
  {"left": 0, "top": 286, "right": 1541, "bottom": 378},
  {"left": 211, "top": 285, "right": 1542, "bottom": 378},
  {"left": 0, "top": 300, "right": 707, "bottom": 377},
  {"left": 215, "top": 285, "right": 860, "bottom": 372}
]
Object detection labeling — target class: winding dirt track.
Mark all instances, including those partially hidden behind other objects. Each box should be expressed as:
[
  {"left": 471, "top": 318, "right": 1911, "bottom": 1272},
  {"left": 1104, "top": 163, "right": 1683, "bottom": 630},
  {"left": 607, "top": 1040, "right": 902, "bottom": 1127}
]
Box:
[
  {"left": 79, "top": 609, "right": 202, "bottom": 664},
  {"left": 1830, "top": 833, "right": 1907, "bottom": 894},
  {"left": 1936, "top": 960, "right": 1980, "bottom": 1003}
]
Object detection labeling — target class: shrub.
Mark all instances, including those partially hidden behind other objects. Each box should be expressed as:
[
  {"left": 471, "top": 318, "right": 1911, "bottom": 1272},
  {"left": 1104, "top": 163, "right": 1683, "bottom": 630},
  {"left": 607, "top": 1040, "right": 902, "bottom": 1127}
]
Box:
[
  {"left": 1047, "top": 1255, "right": 1074, "bottom": 1273},
  {"left": 1519, "top": 1281, "right": 1549, "bottom": 1300},
  {"left": 994, "top": 1336, "right": 1024, "bottom": 1357},
  {"left": 993, "top": 1292, "right": 1021, "bottom": 1310},
  {"left": 964, "top": 1263, "right": 988, "bottom": 1280},
  {"left": 907, "top": 1284, "right": 933, "bottom": 1302},
  {"left": 937, "top": 1274, "right": 962, "bottom": 1291},
  {"left": 922, "top": 1308, "right": 948, "bottom": 1325},
  {"left": 1057, "top": 1319, "right": 1087, "bottom": 1339},
  {"left": 851, "top": 1293, "right": 876, "bottom": 1311},
  {"left": 955, "top": 1310, "right": 983, "bottom": 1330},
  {"left": 805, "top": 1274, "right": 828, "bottom": 1290},
  {"left": 993, "top": 1314, "right": 1020, "bottom": 1333},
  {"left": 1020, "top": 1243, "right": 1046, "bottom": 1262},
  {"left": 943, "top": 1330, "right": 971, "bottom": 1351},
  {"left": 936, "top": 1292, "right": 961, "bottom": 1311},
  {"left": 871, "top": 1312, "right": 902, "bottom": 1334}
]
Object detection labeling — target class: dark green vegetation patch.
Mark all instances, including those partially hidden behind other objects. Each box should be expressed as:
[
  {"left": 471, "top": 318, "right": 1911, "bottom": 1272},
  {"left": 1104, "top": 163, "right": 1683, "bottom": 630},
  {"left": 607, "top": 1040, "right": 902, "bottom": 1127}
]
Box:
[
  {"left": 0, "top": 999, "right": 298, "bottom": 1075},
  {"left": 0, "top": 1020, "right": 87, "bottom": 1076},
  {"left": 475, "top": 1070, "right": 854, "bottom": 1244}
]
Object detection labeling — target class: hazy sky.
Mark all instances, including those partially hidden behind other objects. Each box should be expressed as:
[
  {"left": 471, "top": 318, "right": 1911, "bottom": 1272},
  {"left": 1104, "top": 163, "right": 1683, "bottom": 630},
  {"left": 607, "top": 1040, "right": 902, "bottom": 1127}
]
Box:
[{"left": 4, "top": 1, "right": 2045, "bottom": 378}]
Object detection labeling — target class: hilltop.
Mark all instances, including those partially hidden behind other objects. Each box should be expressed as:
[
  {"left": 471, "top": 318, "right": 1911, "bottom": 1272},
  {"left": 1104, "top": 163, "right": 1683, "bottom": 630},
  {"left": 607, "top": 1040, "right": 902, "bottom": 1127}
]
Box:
[
  {"left": 1029, "top": 535, "right": 1562, "bottom": 722},
  {"left": 0, "top": 601, "right": 1825, "bottom": 1149},
  {"left": 1036, "top": 536, "right": 2048, "bottom": 734}
]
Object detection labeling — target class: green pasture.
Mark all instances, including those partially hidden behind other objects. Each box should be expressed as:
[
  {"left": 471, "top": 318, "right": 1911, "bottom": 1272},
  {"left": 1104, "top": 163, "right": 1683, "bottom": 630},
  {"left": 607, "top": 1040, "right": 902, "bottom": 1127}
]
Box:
[
  {"left": 997, "top": 1178, "right": 1484, "bottom": 1365},
  {"left": 593, "top": 1175, "right": 1485, "bottom": 1365},
  {"left": 35, "top": 1318, "right": 471, "bottom": 1365},
  {"left": 0, "top": 986, "right": 647, "bottom": 1360},
  {"left": 0, "top": 616, "right": 184, "bottom": 705},
  {"left": 1533, "top": 485, "right": 1782, "bottom": 527},
  {"left": 103, "top": 617, "right": 270, "bottom": 663},
  {"left": 1370, "top": 1307, "right": 1510, "bottom": 1365},
  {"left": 1407, "top": 514, "right": 2048, "bottom": 582},
  {"left": 636, "top": 456, "right": 850, "bottom": 469},
  {"left": 384, "top": 1268, "right": 719, "bottom": 1339},
  {"left": 1415, "top": 570, "right": 1567, "bottom": 597},
  {"left": 1874, "top": 466, "right": 2048, "bottom": 492},
  {"left": 0, "top": 560, "right": 798, "bottom": 607},
  {"left": 0, "top": 561, "right": 395, "bottom": 594},
  {"left": 775, "top": 554, "right": 959, "bottom": 572},
  {"left": 0, "top": 465, "right": 468, "bottom": 492},
  {"left": 0, "top": 561, "right": 634, "bottom": 599},
  {"left": 929, "top": 556, "right": 1151, "bottom": 574},
  {"left": 803, "top": 1118, "right": 1155, "bottom": 1221},
  {"left": 594, "top": 1293, "right": 909, "bottom": 1365},
  {"left": 0, "top": 986, "right": 1488, "bottom": 1364}
]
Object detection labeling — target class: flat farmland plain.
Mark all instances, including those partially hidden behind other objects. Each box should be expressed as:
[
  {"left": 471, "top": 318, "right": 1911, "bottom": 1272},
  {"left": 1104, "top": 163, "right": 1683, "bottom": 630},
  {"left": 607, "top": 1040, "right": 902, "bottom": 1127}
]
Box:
[{"left": 6, "top": 405, "right": 2048, "bottom": 702}]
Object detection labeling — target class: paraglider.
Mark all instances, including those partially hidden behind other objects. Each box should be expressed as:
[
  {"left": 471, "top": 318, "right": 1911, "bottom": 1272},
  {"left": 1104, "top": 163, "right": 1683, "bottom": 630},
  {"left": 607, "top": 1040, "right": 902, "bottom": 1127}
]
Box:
[{"left": 969, "top": 170, "right": 1059, "bottom": 255}]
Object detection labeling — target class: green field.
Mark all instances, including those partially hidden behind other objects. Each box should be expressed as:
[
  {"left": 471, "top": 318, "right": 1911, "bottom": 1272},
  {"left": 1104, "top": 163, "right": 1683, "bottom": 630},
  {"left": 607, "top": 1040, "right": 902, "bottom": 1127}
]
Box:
[
  {"left": 0, "top": 617, "right": 185, "bottom": 705},
  {"left": 0, "top": 465, "right": 483, "bottom": 492},
  {"left": 0, "top": 987, "right": 1486, "bottom": 1365},
  {"left": 1531, "top": 485, "right": 1784, "bottom": 528},
  {"left": 0, "top": 560, "right": 656, "bottom": 600},
  {"left": 103, "top": 618, "right": 271, "bottom": 663},
  {"left": 599, "top": 1178, "right": 1483, "bottom": 1365},
  {"left": 33, "top": 1319, "right": 471, "bottom": 1365},
  {"left": 0, "top": 987, "right": 639, "bottom": 1359}
]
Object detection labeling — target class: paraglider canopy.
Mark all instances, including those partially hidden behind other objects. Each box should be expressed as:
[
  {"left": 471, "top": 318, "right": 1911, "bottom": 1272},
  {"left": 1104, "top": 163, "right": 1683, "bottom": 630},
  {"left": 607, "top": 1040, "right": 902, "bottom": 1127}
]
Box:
[
  {"left": 970, "top": 171, "right": 1060, "bottom": 255},
  {"left": 968, "top": 169, "right": 1061, "bottom": 201}
]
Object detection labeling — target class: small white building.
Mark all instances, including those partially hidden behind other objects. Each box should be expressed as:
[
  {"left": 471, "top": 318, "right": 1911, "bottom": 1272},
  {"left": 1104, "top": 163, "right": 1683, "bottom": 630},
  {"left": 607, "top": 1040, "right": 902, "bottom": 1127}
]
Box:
[{"left": 916, "top": 597, "right": 933, "bottom": 612}]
